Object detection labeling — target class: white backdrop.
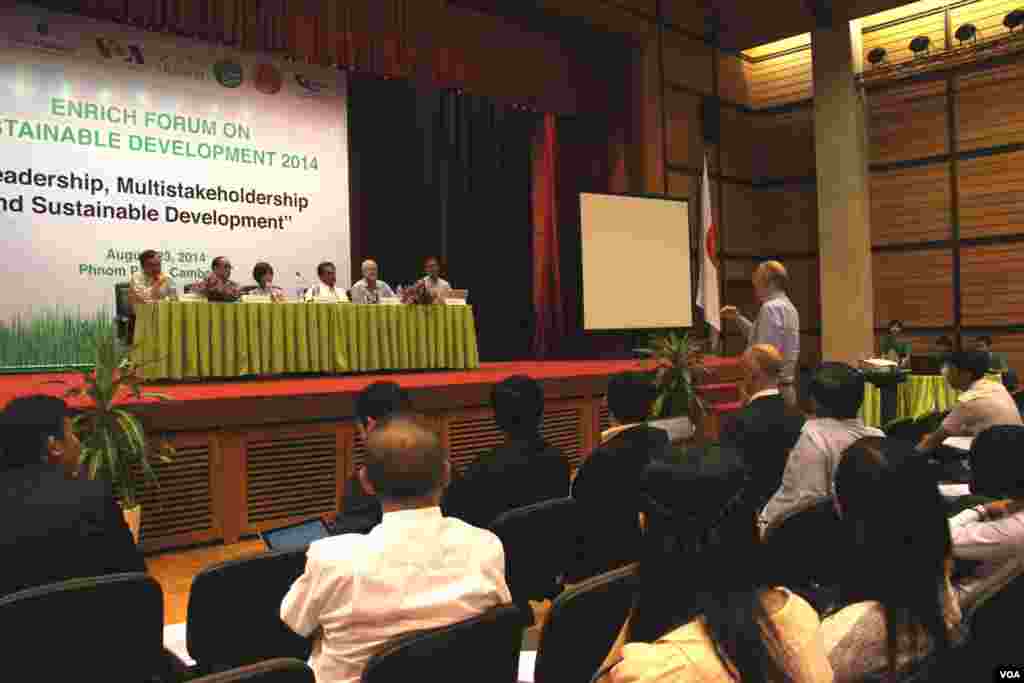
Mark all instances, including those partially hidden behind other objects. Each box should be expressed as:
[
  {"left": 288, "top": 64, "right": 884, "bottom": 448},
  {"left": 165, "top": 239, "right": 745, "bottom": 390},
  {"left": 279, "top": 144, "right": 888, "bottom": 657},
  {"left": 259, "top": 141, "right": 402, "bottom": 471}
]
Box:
[{"left": 0, "top": 4, "right": 350, "bottom": 324}]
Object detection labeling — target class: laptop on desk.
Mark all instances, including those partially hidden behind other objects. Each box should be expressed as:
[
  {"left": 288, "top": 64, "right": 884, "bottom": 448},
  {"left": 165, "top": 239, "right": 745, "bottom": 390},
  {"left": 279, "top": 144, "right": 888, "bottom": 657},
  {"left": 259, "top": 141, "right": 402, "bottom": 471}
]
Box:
[{"left": 260, "top": 517, "right": 330, "bottom": 551}]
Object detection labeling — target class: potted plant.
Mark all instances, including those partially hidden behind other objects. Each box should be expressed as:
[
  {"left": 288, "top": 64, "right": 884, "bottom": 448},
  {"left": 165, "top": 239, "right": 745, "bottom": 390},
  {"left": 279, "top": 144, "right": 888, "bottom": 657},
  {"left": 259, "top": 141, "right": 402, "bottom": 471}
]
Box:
[
  {"left": 635, "top": 330, "right": 708, "bottom": 443},
  {"left": 56, "top": 326, "right": 174, "bottom": 543}
]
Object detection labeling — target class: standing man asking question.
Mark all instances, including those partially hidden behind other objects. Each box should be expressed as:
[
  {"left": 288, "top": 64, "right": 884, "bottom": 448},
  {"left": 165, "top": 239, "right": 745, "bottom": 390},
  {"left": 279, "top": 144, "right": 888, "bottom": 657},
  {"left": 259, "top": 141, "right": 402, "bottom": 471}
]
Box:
[{"left": 721, "top": 261, "right": 800, "bottom": 408}]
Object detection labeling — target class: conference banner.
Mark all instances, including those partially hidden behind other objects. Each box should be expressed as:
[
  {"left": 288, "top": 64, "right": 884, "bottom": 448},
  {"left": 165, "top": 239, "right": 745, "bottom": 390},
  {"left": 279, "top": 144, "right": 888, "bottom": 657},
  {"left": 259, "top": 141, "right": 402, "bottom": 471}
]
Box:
[{"left": 0, "top": 5, "right": 350, "bottom": 369}]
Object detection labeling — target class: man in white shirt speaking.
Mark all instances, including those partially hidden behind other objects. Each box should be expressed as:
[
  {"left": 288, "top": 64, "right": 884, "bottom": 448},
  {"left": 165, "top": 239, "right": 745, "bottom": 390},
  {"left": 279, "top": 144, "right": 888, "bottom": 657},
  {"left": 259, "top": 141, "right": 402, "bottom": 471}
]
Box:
[
  {"left": 281, "top": 418, "right": 512, "bottom": 683},
  {"left": 305, "top": 261, "right": 350, "bottom": 302}
]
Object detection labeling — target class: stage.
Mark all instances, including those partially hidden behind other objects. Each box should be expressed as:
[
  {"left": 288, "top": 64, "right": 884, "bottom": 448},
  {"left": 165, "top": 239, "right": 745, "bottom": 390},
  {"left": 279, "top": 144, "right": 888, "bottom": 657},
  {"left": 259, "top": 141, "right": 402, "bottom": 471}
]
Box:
[{"left": 1, "top": 358, "right": 740, "bottom": 553}]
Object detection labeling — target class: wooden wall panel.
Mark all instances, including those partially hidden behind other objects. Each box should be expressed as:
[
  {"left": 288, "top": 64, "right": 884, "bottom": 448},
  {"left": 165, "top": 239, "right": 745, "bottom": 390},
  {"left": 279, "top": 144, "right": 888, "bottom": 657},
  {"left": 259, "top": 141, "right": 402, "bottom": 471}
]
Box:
[
  {"left": 959, "top": 150, "right": 1024, "bottom": 239},
  {"left": 744, "top": 50, "right": 814, "bottom": 108},
  {"left": 957, "top": 63, "right": 1024, "bottom": 152},
  {"left": 961, "top": 243, "right": 1024, "bottom": 326},
  {"left": 801, "top": 333, "right": 822, "bottom": 367},
  {"left": 718, "top": 53, "right": 750, "bottom": 107},
  {"left": 861, "top": 6, "right": 946, "bottom": 65},
  {"left": 665, "top": 89, "right": 702, "bottom": 170},
  {"left": 668, "top": 170, "right": 715, "bottom": 256},
  {"left": 949, "top": 1, "right": 1024, "bottom": 45},
  {"left": 869, "top": 81, "right": 948, "bottom": 163},
  {"left": 722, "top": 184, "right": 817, "bottom": 253},
  {"left": 786, "top": 258, "right": 822, "bottom": 331},
  {"left": 870, "top": 164, "right": 952, "bottom": 245},
  {"left": 663, "top": 2, "right": 711, "bottom": 35},
  {"left": 719, "top": 107, "right": 755, "bottom": 180},
  {"left": 750, "top": 108, "right": 816, "bottom": 179},
  {"left": 662, "top": 34, "right": 713, "bottom": 94},
  {"left": 873, "top": 249, "right": 954, "bottom": 327}
]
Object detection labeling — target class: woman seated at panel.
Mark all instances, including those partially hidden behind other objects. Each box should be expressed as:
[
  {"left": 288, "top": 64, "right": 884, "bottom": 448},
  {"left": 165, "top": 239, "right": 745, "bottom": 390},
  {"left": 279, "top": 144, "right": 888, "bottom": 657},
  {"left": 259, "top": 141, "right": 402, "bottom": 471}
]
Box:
[
  {"left": 604, "top": 453, "right": 833, "bottom": 683},
  {"left": 244, "top": 262, "right": 285, "bottom": 302},
  {"left": 822, "top": 438, "right": 963, "bottom": 682}
]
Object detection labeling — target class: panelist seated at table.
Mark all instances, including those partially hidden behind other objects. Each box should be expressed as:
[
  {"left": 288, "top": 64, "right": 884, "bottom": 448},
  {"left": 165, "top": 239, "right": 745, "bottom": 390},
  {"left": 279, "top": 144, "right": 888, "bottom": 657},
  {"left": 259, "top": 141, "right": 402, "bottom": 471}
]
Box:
[
  {"left": 242, "top": 262, "right": 285, "bottom": 302},
  {"left": 128, "top": 249, "right": 175, "bottom": 313},
  {"left": 879, "top": 319, "right": 911, "bottom": 367},
  {"left": 305, "top": 261, "right": 350, "bottom": 302},
  {"left": 190, "top": 256, "right": 242, "bottom": 302},
  {"left": 350, "top": 259, "right": 395, "bottom": 305},
  {"left": 420, "top": 256, "right": 452, "bottom": 302},
  {"left": 973, "top": 336, "right": 1009, "bottom": 374},
  {"left": 933, "top": 335, "right": 954, "bottom": 356},
  {"left": 916, "top": 351, "right": 1023, "bottom": 455}
]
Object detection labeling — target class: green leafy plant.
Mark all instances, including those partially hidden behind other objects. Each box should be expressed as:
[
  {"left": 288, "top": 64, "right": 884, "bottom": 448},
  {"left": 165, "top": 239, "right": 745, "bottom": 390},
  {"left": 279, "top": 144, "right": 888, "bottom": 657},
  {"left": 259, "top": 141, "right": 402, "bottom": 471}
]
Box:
[
  {"left": 54, "top": 326, "right": 174, "bottom": 508},
  {"left": 635, "top": 330, "right": 708, "bottom": 419}
]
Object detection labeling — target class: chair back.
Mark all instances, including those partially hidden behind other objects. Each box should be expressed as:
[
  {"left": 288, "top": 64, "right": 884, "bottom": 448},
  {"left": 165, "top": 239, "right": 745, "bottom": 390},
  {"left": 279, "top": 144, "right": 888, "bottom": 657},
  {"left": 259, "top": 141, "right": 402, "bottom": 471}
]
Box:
[
  {"left": 490, "top": 497, "right": 578, "bottom": 609},
  {"left": 533, "top": 563, "right": 639, "bottom": 683},
  {"left": 966, "top": 570, "right": 1024, "bottom": 668},
  {"left": 189, "top": 658, "right": 315, "bottom": 683},
  {"left": 114, "top": 282, "right": 133, "bottom": 319},
  {"left": 187, "top": 549, "right": 311, "bottom": 673},
  {"left": 763, "top": 499, "right": 848, "bottom": 612},
  {"left": 0, "top": 573, "right": 164, "bottom": 682},
  {"left": 360, "top": 603, "right": 526, "bottom": 683}
]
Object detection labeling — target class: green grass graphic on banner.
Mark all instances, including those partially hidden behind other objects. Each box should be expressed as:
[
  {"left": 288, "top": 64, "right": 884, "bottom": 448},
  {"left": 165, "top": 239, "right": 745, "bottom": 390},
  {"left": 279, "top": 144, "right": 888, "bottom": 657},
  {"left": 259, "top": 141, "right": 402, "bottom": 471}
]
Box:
[{"left": 0, "top": 307, "right": 112, "bottom": 371}]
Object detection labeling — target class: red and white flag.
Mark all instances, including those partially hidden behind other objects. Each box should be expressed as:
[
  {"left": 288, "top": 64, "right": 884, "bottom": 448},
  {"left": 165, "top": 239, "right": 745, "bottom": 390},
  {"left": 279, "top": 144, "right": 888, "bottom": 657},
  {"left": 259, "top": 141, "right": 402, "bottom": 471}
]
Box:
[{"left": 696, "top": 154, "right": 720, "bottom": 347}]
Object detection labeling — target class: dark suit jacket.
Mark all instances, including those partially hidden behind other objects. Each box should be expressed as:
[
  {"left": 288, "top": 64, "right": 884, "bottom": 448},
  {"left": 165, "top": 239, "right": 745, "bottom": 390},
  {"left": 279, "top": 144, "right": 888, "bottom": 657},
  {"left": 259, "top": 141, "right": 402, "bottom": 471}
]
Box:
[
  {"left": 442, "top": 437, "right": 569, "bottom": 530},
  {"left": 0, "top": 464, "right": 147, "bottom": 597},
  {"left": 571, "top": 425, "right": 671, "bottom": 580},
  {"left": 719, "top": 394, "right": 805, "bottom": 508}
]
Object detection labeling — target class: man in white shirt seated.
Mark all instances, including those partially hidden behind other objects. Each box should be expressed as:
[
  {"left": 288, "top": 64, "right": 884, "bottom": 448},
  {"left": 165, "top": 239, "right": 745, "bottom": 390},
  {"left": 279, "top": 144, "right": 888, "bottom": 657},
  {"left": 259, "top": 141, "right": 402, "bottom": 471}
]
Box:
[
  {"left": 421, "top": 256, "right": 452, "bottom": 302},
  {"left": 917, "top": 351, "right": 1023, "bottom": 454},
  {"left": 304, "top": 261, "right": 350, "bottom": 302},
  {"left": 350, "top": 259, "right": 395, "bottom": 304},
  {"left": 280, "top": 418, "right": 512, "bottom": 683},
  {"left": 761, "top": 362, "right": 884, "bottom": 532},
  {"left": 127, "top": 249, "right": 174, "bottom": 312}
]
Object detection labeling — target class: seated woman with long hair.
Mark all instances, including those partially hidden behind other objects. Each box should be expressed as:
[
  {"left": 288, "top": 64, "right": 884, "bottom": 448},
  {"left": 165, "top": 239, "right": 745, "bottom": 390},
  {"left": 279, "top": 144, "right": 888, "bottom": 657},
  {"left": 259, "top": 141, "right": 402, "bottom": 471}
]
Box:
[
  {"left": 822, "top": 438, "right": 962, "bottom": 682},
  {"left": 606, "top": 455, "right": 833, "bottom": 683}
]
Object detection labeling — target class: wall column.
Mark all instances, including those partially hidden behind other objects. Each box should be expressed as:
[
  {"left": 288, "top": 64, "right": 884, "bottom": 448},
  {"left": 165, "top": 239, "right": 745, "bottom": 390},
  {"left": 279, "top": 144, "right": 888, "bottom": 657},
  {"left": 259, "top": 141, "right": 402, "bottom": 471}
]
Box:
[{"left": 812, "top": 18, "right": 874, "bottom": 363}]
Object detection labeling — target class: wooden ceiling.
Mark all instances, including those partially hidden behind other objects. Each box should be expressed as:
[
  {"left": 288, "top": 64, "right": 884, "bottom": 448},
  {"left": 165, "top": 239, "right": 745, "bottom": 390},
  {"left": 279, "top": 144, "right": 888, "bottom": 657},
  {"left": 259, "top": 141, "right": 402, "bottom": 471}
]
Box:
[{"left": 449, "top": 0, "right": 918, "bottom": 50}]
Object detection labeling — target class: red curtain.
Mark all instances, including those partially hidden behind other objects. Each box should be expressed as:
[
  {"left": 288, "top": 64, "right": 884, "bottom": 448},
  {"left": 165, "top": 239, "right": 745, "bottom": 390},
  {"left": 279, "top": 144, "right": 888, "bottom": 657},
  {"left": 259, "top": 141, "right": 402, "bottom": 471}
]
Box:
[{"left": 532, "top": 114, "right": 565, "bottom": 359}]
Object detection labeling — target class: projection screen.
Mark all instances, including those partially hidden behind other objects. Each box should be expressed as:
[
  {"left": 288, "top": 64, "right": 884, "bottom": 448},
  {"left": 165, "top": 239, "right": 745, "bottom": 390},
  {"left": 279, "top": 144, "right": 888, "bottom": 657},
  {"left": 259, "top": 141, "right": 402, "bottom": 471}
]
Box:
[{"left": 580, "top": 193, "right": 692, "bottom": 330}]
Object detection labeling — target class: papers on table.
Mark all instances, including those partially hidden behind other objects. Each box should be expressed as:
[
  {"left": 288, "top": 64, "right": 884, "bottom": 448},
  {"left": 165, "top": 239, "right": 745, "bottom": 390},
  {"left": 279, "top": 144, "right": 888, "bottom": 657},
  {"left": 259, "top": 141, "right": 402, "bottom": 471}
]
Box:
[
  {"left": 943, "top": 436, "right": 974, "bottom": 452},
  {"left": 938, "top": 483, "right": 971, "bottom": 499},
  {"left": 861, "top": 358, "right": 898, "bottom": 369}
]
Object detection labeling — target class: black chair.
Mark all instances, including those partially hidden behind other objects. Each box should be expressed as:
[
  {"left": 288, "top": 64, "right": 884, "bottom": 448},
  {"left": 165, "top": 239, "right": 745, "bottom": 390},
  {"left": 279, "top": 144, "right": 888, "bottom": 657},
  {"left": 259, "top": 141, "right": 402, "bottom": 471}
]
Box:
[
  {"left": 114, "top": 282, "right": 135, "bottom": 344},
  {"left": 531, "top": 563, "right": 639, "bottom": 683},
  {"left": 360, "top": 603, "right": 526, "bottom": 683},
  {"left": 187, "top": 550, "right": 311, "bottom": 674},
  {"left": 190, "top": 658, "right": 315, "bottom": 683},
  {"left": 763, "top": 499, "right": 848, "bottom": 614},
  {"left": 0, "top": 573, "right": 167, "bottom": 682},
  {"left": 490, "top": 497, "right": 579, "bottom": 615},
  {"left": 964, "top": 571, "right": 1024, "bottom": 670}
]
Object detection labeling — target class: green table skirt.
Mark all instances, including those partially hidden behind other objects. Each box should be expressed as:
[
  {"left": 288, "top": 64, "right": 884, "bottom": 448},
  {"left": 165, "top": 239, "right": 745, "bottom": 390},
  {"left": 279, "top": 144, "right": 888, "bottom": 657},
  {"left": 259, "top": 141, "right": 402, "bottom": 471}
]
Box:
[
  {"left": 132, "top": 302, "right": 480, "bottom": 381},
  {"left": 859, "top": 373, "right": 1002, "bottom": 428}
]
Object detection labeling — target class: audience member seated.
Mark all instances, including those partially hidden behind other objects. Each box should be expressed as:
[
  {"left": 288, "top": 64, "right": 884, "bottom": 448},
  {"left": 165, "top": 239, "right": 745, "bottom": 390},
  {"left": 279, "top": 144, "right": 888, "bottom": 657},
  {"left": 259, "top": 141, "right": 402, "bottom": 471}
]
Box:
[
  {"left": 0, "top": 396, "right": 146, "bottom": 596},
  {"left": 720, "top": 344, "right": 806, "bottom": 509},
  {"left": 606, "top": 452, "right": 833, "bottom": 683},
  {"left": 332, "top": 382, "right": 411, "bottom": 535},
  {"left": 916, "top": 351, "right": 1022, "bottom": 455},
  {"left": 281, "top": 418, "right": 511, "bottom": 683},
  {"left": 822, "top": 441, "right": 962, "bottom": 682},
  {"left": 974, "top": 335, "right": 1009, "bottom": 373},
  {"left": 949, "top": 425, "right": 1024, "bottom": 564},
  {"left": 933, "top": 335, "right": 954, "bottom": 357},
  {"left": 191, "top": 256, "right": 242, "bottom": 302},
  {"left": 442, "top": 375, "right": 569, "bottom": 529},
  {"left": 760, "top": 363, "right": 883, "bottom": 531},
  {"left": 573, "top": 371, "right": 670, "bottom": 579}
]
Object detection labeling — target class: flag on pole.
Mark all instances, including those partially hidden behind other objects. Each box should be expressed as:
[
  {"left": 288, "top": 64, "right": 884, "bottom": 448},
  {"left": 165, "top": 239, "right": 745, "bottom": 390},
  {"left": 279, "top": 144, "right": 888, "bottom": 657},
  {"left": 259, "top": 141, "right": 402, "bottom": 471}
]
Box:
[{"left": 696, "top": 154, "right": 721, "bottom": 350}]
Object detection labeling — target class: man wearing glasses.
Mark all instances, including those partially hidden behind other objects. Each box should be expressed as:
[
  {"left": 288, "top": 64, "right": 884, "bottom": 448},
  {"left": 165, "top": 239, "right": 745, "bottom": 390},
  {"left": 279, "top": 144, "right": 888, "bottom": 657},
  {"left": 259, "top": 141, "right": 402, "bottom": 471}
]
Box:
[{"left": 191, "top": 256, "right": 242, "bottom": 302}]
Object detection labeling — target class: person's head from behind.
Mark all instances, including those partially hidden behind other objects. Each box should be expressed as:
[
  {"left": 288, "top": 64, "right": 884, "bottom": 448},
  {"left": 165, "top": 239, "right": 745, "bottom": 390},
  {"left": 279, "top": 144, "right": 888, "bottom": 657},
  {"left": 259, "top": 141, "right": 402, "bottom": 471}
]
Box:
[
  {"left": 753, "top": 260, "right": 787, "bottom": 302},
  {"left": 607, "top": 371, "right": 657, "bottom": 425},
  {"left": 809, "top": 362, "right": 865, "bottom": 419},
  {"left": 1, "top": 395, "right": 71, "bottom": 471},
  {"left": 139, "top": 249, "right": 162, "bottom": 279},
  {"left": 359, "top": 418, "right": 449, "bottom": 508},
  {"left": 355, "top": 381, "right": 411, "bottom": 439},
  {"left": 742, "top": 344, "right": 783, "bottom": 396},
  {"left": 424, "top": 256, "right": 441, "bottom": 279},
  {"left": 968, "top": 425, "right": 1024, "bottom": 499},
  {"left": 212, "top": 256, "right": 232, "bottom": 280},
  {"left": 252, "top": 262, "right": 274, "bottom": 288},
  {"left": 944, "top": 351, "right": 990, "bottom": 391},
  {"left": 974, "top": 335, "right": 993, "bottom": 353},
  {"left": 888, "top": 319, "right": 903, "bottom": 337},
  {"left": 632, "top": 453, "right": 795, "bottom": 681},
  {"left": 316, "top": 261, "right": 336, "bottom": 288},
  {"left": 835, "top": 443, "right": 952, "bottom": 671},
  {"left": 935, "top": 335, "right": 953, "bottom": 353},
  {"left": 491, "top": 375, "right": 543, "bottom": 439}
]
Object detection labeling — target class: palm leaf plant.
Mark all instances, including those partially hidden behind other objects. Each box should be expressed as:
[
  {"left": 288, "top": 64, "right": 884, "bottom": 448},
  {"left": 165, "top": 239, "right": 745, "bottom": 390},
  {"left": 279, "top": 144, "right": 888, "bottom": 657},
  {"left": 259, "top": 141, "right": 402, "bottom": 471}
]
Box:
[
  {"left": 635, "top": 330, "right": 708, "bottom": 419},
  {"left": 51, "top": 324, "right": 174, "bottom": 509}
]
